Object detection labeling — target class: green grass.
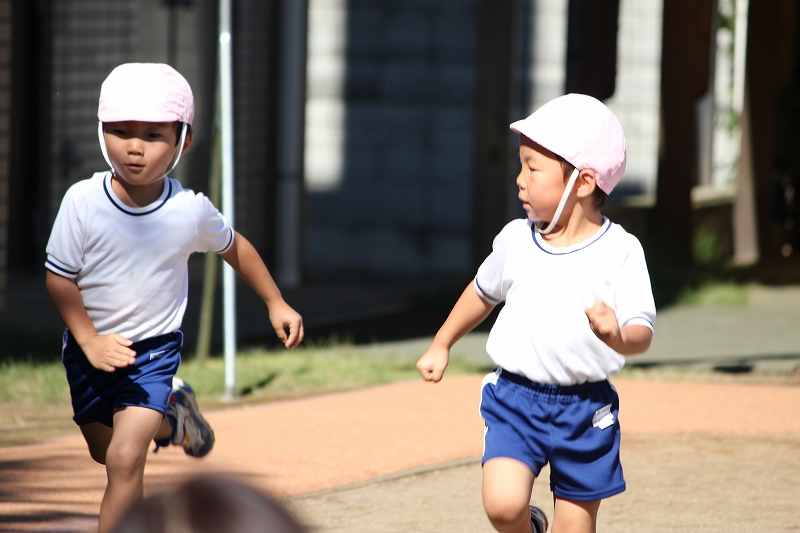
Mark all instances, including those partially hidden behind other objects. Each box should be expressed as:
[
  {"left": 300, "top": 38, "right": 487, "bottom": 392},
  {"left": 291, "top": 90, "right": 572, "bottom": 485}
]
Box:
[
  {"left": 0, "top": 359, "right": 71, "bottom": 404},
  {"left": 677, "top": 282, "right": 750, "bottom": 307},
  {"left": 180, "top": 345, "right": 491, "bottom": 404},
  {"left": 0, "top": 344, "right": 491, "bottom": 406}
]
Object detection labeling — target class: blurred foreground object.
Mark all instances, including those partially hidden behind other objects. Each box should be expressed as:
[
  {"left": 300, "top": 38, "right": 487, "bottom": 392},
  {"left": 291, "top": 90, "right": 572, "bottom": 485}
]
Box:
[{"left": 113, "top": 474, "right": 307, "bottom": 533}]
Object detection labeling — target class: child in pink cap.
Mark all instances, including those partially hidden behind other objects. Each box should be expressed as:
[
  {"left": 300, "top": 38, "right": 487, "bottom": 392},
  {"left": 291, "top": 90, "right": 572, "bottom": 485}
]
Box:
[
  {"left": 45, "top": 63, "right": 304, "bottom": 533},
  {"left": 417, "top": 94, "right": 656, "bottom": 533}
]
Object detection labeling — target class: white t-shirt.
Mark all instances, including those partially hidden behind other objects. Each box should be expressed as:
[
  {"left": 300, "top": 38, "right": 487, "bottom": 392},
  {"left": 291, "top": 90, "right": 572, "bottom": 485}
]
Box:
[
  {"left": 474, "top": 217, "right": 655, "bottom": 385},
  {"left": 46, "top": 172, "right": 234, "bottom": 342}
]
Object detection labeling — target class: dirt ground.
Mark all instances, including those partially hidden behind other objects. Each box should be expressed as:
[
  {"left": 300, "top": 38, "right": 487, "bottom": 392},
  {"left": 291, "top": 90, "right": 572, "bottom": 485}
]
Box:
[
  {"left": 1, "top": 374, "right": 800, "bottom": 532},
  {"left": 289, "top": 434, "right": 800, "bottom": 533}
]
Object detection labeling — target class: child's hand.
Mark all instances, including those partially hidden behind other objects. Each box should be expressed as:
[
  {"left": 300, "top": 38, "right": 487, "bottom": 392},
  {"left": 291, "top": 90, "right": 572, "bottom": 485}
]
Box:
[
  {"left": 416, "top": 345, "right": 450, "bottom": 383},
  {"left": 585, "top": 299, "right": 622, "bottom": 350},
  {"left": 268, "top": 300, "right": 304, "bottom": 349},
  {"left": 80, "top": 334, "right": 136, "bottom": 372}
]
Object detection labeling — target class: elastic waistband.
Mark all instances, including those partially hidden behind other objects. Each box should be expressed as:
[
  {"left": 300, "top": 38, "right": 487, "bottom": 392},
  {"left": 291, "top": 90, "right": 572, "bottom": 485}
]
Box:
[
  {"left": 66, "top": 329, "right": 183, "bottom": 352},
  {"left": 498, "top": 368, "right": 609, "bottom": 395}
]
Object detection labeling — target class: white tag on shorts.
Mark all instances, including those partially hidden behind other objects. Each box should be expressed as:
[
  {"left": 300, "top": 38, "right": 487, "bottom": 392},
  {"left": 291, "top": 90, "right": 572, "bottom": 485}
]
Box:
[{"left": 592, "top": 404, "right": 614, "bottom": 430}]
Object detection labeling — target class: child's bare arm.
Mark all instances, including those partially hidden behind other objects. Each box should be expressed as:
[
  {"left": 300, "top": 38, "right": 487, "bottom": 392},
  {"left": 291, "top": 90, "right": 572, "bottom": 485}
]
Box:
[
  {"left": 417, "top": 283, "right": 496, "bottom": 382},
  {"left": 219, "top": 231, "right": 304, "bottom": 348},
  {"left": 45, "top": 271, "right": 136, "bottom": 372},
  {"left": 585, "top": 300, "right": 653, "bottom": 355}
]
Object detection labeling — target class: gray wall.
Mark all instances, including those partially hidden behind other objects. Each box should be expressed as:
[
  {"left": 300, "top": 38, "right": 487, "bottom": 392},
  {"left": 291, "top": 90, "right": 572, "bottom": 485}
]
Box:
[
  {"left": 232, "top": 0, "right": 281, "bottom": 263},
  {"left": 304, "top": 0, "right": 477, "bottom": 282}
]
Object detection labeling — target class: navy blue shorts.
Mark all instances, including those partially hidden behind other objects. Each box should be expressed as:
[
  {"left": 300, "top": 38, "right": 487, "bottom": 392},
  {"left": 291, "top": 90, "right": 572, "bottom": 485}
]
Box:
[
  {"left": 480, "top": 368, "right": 625, "bottom": 502},
  {"left": 62, "top": 330, "right": 182, "bottom": 427}
]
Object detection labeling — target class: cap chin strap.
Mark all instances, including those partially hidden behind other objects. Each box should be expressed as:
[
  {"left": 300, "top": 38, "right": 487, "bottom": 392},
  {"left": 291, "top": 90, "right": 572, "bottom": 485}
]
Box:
[
  {"left": 98, "top": 121, "right": 116, "bottom": 173},
  {"left": 166, "top": 122, "right": 189, "bottom": 175},
  {"left": 534, "top": 168, "right": 580, "bottom": 235},
  {"left": 98, "top": 121, "right": 189, "bottom": 177}
]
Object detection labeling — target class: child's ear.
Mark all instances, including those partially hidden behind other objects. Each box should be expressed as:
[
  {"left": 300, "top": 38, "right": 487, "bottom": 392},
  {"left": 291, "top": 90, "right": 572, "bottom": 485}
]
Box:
[
  {"left": 180, "top": 132, "right": 194, "bottom": 155},
  {"left": 575, "top": 169, "right": 597, "bottom": 199}
]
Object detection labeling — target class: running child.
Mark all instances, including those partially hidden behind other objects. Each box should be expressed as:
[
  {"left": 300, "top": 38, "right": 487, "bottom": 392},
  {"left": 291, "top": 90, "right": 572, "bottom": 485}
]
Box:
[
  {"left": 45, "top": 63, "right": 304, "bottom": 533},
  {"left": 417, "top": 94, "right": 655, "bottom": 533}
]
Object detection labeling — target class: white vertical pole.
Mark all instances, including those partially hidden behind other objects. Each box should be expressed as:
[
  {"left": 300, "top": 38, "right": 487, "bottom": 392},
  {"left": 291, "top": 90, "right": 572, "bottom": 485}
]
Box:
[
  {"left": 732, "top": 0, "right": 749, "bottom": 115},
  {"left": 219, "top": 0, "right": 237, "bottom": 401}
]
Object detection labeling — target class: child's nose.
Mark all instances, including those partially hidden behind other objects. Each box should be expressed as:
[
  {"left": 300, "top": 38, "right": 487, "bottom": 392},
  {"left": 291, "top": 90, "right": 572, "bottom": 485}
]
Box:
[
  {"left": 515, "top": 171, "right": 525, "bottom": 189},
  {"left": 127, "top": 139, "right": 144, "bottom": 155}
]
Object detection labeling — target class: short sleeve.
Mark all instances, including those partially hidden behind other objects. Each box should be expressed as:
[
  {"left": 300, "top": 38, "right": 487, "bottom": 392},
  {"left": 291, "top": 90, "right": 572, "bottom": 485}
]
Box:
[
  {"left": 474, "top": 229, "right": 508, "bottom": 305},
  {"left": 45, "top": 186, "right": 85, "bottom": 278},
  {"left": 614, "top": 236, "right": 656, "bottom": 331},
  {"left": 193, "top": 193, "right": 234, "bottom": 254}
]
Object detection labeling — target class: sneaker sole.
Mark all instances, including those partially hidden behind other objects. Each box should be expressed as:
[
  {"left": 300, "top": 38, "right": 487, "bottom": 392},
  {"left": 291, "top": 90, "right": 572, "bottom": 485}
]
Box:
[
  {"left": 173, "top": 379, "right": 215, "bottom": 458},
  {"left": 530, "top": 505, "right": 548, "bottom": 533}
]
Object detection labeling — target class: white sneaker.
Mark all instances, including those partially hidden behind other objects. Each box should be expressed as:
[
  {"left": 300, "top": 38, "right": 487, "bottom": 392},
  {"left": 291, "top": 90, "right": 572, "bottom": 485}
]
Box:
[{"left": 166, "top": 377, "right": 215, "bottom": 458}]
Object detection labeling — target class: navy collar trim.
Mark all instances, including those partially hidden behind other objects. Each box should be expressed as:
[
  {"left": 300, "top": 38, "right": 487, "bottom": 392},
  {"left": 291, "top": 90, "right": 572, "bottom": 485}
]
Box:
[
  {"left": 531, "top": 217, "right": 612, "bottom": 255},
  {"left": 103, "top": 172, "right": 172, "bottom": 216}
]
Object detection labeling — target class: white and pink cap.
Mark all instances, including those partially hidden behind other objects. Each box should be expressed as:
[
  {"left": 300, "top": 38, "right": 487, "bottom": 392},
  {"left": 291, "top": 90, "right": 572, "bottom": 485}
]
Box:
[
  {"left": 97, "top": 63, "right": 194, "bottom": 175},
  {"left": 510, "top": 93, "right": 626, "bottom": 194},
  {"left": 510, "top": 94, "right": 626, "bottom": 234},
  {"left": 98, "top": 63, "right": 194, "bottom": 125}
]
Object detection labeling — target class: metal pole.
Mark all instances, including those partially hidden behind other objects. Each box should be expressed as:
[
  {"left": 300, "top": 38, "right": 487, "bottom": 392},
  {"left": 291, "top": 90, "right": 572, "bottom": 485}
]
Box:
[
  {"left": 732, "top": 0, "right": 749, "bottom": 115},
  {"left": 219, "top": 0, "right": 237, "bottom": 401},
  {"left": 167, "top": 5, "right": 178, "bottom": 67}
]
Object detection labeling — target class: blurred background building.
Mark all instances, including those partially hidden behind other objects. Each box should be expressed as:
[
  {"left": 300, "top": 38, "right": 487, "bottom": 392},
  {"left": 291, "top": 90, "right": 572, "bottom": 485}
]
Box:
[{"left": 0, "top": 0, "right": 797, "bottom": 344}]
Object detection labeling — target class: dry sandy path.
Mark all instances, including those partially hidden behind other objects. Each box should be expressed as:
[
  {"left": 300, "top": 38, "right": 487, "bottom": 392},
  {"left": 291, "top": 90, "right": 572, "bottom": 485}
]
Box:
[{"left": 1, "top": 376, "right": 799, "bottom": 532}]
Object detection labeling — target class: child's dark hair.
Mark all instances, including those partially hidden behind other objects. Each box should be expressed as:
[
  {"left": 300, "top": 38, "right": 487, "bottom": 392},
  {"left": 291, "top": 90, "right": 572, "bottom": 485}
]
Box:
[
  {"left": 112, "top": 474, "right": 307, "bottom": 533},
  {"left": 557, "top": 157, "right": 607, "bottom": 210}
]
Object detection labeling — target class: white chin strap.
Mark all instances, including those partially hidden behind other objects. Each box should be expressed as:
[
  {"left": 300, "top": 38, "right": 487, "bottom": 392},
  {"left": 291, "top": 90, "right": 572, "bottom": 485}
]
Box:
[
  {"left": 98, "top": 121, "right": 116, "bottom": 173},
  {"left": 98, "top": 121, "right": 189, "bottom": 176},
  {"left": 534, "top": 168, "right": 580, "bottom": 235}
]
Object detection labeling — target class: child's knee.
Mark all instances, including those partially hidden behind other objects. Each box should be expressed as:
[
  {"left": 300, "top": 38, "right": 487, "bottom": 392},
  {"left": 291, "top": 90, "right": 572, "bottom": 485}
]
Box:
[
  {"left": 105, "top": 441, "right": 148, "bottom": 478},
  {"left": 483, "top": 490, "right": 531, "bottom": 527}
]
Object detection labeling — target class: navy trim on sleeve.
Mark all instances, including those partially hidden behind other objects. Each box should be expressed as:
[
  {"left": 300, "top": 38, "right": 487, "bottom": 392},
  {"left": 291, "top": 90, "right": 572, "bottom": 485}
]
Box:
[
  {"left": 474, "top": 278, "right": 502, "bottom": 305},
  {"left": 621, "top": 316, "right": 654, "bottom": 328},
  {"left": 104, "top": 174, "right": 173, "bottom": 216},
  {"left": 212, "top": 227, "right": 235, "bottom": 254},
  {"left": 46, "top": 259, "right": 79, "bottom": 276}
]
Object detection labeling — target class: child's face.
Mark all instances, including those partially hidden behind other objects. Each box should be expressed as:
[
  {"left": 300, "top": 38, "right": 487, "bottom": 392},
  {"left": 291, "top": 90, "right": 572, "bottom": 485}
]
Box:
[
  {"left": 516, "top": 137, "right": 572, "bottom": 224},
  {"left": 103, "top": 121, "right": 186, "bottom": 188}
]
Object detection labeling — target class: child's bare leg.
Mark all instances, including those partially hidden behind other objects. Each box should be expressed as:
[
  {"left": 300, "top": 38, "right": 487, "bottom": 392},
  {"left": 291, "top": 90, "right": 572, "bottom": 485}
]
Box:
[
  {"left": 551, "top": 498, "right": 600, "bottom": 533},
  {"left": 153, "top": 417, "right": 172, "bottom": 442},
  {"left": 483, "top": 457, "right": 536, "bottom": 533},
  {"left": 97, "top": 406, "right": 163, "bottom": 533},
  {"left": 81, "top": 419, "right": 171, "bottom": 464},
  {"left": 80, "top": 423, "right": 113, "bottom": 464}
]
